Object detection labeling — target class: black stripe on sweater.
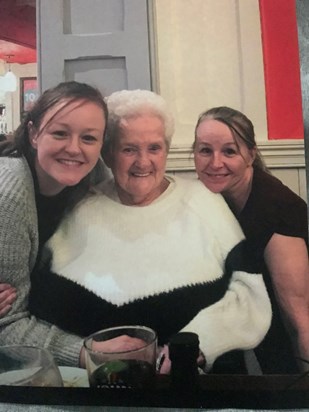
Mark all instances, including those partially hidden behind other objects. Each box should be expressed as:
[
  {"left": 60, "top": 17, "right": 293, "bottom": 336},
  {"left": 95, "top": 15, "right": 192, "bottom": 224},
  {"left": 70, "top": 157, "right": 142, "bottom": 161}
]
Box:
[{"left": 29, "top": 240, "right": 255, "bottom": 344}]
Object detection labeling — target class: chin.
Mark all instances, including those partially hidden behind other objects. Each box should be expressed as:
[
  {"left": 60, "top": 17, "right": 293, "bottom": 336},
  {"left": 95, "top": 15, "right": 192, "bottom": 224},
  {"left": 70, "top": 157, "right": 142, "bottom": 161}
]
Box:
[
  {"left": 202, "top": 181, "right": 224, "bottom": 194},
  {"left": 58, "top": 177, "right": 83, "bottom": 187}
]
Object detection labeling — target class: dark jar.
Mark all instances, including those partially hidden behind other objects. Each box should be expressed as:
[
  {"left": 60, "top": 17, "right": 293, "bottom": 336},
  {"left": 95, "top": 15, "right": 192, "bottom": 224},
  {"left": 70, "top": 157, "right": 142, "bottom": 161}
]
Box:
[{"left": 169, "top": 332, "right": 200, "bottom": 393}]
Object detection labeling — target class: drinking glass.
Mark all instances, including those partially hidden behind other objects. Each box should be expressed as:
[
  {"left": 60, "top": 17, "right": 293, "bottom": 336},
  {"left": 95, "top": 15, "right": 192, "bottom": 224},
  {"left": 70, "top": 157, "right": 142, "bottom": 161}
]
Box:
[
  {"left": 0, "top": 346, "right": 63, "bottom": 387},
  {"left": 84, "top": 325, "right": 157, "bottom": 389}
]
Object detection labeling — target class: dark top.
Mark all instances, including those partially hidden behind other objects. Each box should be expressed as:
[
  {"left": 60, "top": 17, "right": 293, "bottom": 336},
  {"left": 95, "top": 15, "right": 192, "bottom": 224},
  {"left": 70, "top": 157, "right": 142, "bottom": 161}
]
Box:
[{"left": 238, "top": 168, "right": 308, "bottom": 374}]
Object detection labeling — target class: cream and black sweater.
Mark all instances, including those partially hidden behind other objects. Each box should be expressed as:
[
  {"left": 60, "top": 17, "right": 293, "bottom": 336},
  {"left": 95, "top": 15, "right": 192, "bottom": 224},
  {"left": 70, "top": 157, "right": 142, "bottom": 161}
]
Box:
[{"left": 30, "top": 176, "right": 271, "bottom": 368}]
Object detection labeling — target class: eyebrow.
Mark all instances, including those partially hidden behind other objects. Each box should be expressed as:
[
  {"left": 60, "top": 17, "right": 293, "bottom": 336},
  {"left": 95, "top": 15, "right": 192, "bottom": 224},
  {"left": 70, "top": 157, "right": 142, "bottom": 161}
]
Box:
[
  {"left": 48, "top": 122, "right": 101, "bottom": 132},
  {"left": 196, "top": 140, "right": 237, "bottom": 145}
]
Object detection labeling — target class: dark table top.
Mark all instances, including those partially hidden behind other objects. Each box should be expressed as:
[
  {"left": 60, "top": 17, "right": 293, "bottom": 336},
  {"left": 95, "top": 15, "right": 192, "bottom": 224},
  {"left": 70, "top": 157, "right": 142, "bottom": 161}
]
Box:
[{"left": 1, "top": 374, "right": 309, "bottom": 409}]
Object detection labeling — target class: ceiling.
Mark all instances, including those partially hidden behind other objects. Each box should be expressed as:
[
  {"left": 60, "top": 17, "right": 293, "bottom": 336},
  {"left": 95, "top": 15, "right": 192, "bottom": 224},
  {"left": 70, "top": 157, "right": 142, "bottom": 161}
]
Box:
[{"left": 0, "top": 0, "right": 36, "bottom": 64}]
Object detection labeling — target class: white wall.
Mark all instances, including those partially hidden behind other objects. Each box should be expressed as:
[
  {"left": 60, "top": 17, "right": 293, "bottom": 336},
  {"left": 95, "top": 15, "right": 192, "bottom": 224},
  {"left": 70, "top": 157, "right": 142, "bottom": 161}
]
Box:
[
  {"left": 154, "top": 0, "right": 267, "bottom": 146},
  {"left": 153, "top": 0, "right": 307, "bottom": 200}
]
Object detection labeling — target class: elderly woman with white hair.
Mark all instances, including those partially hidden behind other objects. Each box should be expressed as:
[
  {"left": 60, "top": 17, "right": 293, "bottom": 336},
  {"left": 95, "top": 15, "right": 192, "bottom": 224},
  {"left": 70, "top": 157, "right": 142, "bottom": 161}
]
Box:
[{"left": 28, "top": 89, "right": 271, "bottom": 372}]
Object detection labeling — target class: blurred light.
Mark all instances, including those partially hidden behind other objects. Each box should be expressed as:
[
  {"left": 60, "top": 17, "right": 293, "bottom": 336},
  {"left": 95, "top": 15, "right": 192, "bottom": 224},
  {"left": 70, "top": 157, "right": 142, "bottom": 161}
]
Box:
[{"left": 3, "top": 70, "right": 17, "bottom": 92}]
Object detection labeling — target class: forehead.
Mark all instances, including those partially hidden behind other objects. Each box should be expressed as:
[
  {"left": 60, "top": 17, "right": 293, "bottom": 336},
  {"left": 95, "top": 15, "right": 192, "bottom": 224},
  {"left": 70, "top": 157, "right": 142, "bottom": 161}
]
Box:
[
  {"left": 196, "top": 119, "right": 234, "bottom": 141},
  {"left": 118, "top": 114, "right": 165, "bottom": 141},
  {"left": 41, "top": 99, "right": 100, "bottom": 126},
  {"left": 196, "top": 118, "right": 253, "bottom": 155}
]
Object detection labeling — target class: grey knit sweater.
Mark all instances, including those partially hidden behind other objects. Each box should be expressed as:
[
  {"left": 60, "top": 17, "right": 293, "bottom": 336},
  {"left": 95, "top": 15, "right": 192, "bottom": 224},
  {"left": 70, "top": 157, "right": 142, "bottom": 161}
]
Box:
[{"left": 0, "top": 156, "right": 83, "bottom": 366}]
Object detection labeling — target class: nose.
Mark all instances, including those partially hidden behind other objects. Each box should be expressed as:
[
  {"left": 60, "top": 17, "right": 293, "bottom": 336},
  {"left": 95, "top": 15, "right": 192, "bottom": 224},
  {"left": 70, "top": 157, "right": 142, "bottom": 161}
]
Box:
[
  {"left": 135, "top": 150, "right": 151, "bottom": 167},
  {"left": 64, "top": 136, "right": 81, "bottom": 155},
  {"left": 210, "top": 153, "right": 224, "bottom": 168}
]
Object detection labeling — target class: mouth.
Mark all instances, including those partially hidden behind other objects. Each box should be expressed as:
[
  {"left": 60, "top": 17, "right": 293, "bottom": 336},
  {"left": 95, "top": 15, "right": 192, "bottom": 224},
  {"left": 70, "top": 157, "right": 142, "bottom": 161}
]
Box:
[
  {"left": 206, "top": 173, "right": 229, "bottom": 178},
  {"left": 57, "top": 159, "right": 84, "bottom": 166},
  {"left": 130, "top": 172, "right": 152, "bottom": 177}
]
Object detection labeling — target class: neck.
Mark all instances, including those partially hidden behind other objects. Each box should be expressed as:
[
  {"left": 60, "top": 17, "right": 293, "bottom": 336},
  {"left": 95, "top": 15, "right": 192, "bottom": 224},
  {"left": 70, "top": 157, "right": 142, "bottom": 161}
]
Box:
[
  {"left": 34, "top": 159, "right": 65, "bottom": 196},
  {"left": 223, "top": 168, "right": 254, "bottom": 215},
  {"left": 116, "top": 178, "right": 170, "bottom": 206}
]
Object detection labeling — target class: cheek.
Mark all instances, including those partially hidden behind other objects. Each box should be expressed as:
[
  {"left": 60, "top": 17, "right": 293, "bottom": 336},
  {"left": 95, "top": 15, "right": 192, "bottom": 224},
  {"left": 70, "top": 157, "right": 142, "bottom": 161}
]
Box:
[
  {"left": 194, "top": 155, "right": 207, "bottom": 171},
  {"left": 36, "top": 144, "right": 53, "bottom": 164},
  {"left": 36, "top": 137, "right": 62, "bottom": 158},
  {"left": 157, "top": 153, "right": 168, "bottom": 170},
  {"left": 232, "top": 160, "right": 249, "bottom": 174},
  {"left": 113, "top": 157, "right": 129, "bottom": 179},
  {"left": 88, "top": 147, "right": 102, "bottom": 164},
  {"left": 158, "top": 158, "right": 166, "bottom": 171}
]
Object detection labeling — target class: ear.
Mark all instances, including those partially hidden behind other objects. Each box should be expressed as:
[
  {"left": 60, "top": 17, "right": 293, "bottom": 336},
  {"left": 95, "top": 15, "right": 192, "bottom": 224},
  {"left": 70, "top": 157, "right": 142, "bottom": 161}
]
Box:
[
  {"left": 28, "top": 121, "right": 38, "bottom": 149},
  {"left": 247, "top": 146, "right": 257, "bottom": 166}
]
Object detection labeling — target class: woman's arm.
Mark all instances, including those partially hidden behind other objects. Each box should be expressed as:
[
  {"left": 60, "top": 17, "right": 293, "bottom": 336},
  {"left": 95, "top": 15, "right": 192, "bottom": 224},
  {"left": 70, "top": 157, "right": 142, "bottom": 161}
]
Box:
[
  {"left": 264, "top": 233, "right": 309, "bottom": 371},
  {"left": 181, "top": 262, "right": 272, "bottom": 369},
  {"left": 0, "top": 162, "right": 83, "bottom": 366}
]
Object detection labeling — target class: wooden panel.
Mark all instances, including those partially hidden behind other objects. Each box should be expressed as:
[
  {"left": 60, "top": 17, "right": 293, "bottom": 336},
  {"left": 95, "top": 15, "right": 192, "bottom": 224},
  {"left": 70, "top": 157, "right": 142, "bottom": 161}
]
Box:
[{"left": 37, "top": 0, "right": 151, "bottom": 93}]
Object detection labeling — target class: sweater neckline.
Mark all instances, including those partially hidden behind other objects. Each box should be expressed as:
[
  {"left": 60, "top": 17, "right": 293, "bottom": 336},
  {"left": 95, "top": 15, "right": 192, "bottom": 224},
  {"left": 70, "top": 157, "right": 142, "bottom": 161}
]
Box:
[{"left": 97, "top": 174, "right": 177, "bottom": 208}]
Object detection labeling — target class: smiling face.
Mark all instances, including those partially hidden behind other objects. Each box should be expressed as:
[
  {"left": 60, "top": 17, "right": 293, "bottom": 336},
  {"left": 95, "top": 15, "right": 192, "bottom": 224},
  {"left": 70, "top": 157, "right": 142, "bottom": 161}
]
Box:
[
  {"left": 194, "top": 118, "right": 256, "bottom": 196},
  {"left": 106, "top": 114, "right": 168, "bottom": 206},
  {"left": 30, "top": 99, "right": 106, "bottom": 195}
]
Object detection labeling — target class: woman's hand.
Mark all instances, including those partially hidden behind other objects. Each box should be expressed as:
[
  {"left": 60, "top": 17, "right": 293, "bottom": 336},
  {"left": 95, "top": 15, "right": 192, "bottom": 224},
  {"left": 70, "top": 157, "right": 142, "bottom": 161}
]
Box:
[
  {"left": 79, "top": 335, "right": 148, "bottom": 368},
  {"left": 0, "top": 284, "right": 16, "bottom": 317},
  {"left": 156, "top": 344, "right": 206, "bottom": 374},
  {"left": 92, "top": 335, "right": 148, "bottom": 353}
]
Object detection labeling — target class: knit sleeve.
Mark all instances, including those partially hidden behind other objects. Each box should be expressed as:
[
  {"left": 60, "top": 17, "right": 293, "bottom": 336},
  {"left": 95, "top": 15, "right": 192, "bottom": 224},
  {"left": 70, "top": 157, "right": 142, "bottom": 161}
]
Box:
[
  {"left": 0, "top": 161, "right": 37, "bottom": 310},
  {"left": 0, "top": 317, "right": 83, "bottom": 367},
  {"left": 182, "top": 183, "right": 272, "bottom": 368},
  {"left": 0, "top": 159, "right": 83, "bottom": 366}
]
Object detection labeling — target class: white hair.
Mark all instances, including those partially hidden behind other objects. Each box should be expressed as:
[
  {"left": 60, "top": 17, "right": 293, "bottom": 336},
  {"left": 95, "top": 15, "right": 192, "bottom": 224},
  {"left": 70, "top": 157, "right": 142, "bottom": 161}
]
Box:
[{"left": 104, "top": 89, "right": 175, "bottom": 151}]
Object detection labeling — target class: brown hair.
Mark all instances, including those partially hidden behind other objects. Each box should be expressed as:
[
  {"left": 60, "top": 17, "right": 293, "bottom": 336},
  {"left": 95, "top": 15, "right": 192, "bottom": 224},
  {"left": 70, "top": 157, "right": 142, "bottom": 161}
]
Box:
[
  {"left": 0, "top": 81, "right": 108, "bottom": 165},
  {"left": 194, "top": 106, "right": 267, "bottom": 171},
  {"left": 0, "top": 81, "right": 109, "bottom": 215}
]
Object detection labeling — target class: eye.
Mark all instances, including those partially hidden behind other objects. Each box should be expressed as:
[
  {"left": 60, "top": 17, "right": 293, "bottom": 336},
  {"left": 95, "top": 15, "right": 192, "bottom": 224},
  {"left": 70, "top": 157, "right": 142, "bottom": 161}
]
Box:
[
  {"left": 149, "top": 144, "right": 162, "bottom": 152},
  {"left": 224, "top": 147, "right": 238, "bottom": 156},
  {"left": 82, "top": 135, "right": 98, "bottom": 144},
  {"left": 51, "top": 130, "right": 68, "bottom": 139},
  {"left": 198, "top": 146, "right": 212, "bottom": 155},
  {"left": 122, "top": 147, "right": 136, "bottom": 154}
]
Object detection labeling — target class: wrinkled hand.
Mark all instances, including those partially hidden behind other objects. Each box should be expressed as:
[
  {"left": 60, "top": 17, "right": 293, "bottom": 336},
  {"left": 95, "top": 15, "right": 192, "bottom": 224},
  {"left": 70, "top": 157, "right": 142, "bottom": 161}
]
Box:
[
  {"left": 80, "top": 334, "right": 148, "bottom": 368},
  {"left": 92, "top": 335, "right": 148, "bottom": 353},
  {"left": 156, "top": 344, "right": 206, "bottom": 374},
  {"left": 0, "top": 284, "right": 16, "bottom": 317}
]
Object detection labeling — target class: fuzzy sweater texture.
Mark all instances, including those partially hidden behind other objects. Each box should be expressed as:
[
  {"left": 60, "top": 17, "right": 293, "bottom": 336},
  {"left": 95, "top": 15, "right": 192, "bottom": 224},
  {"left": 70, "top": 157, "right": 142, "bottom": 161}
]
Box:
[
  {"left": 0, "top": 156, "right": 83, "bottom": 366},
  {"left": 30, "top": 176, "right": 272, "bottom": 368}
]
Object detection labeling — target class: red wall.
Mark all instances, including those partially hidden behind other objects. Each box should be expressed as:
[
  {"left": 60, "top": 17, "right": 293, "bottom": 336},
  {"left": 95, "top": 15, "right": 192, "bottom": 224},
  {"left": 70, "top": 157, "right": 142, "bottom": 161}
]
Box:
[{"left": 259, "top": 0, "right": 303, "bottom": 139}]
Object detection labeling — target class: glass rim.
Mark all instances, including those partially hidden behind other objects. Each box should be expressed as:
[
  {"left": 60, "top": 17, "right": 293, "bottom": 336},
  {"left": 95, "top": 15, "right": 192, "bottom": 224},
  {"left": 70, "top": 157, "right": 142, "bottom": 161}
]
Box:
[
  {"left": 0, "top": 345, "right": 57, "bottom": 386},
  {"left": 0, "top": 345, "right": 54, "bottom": 358},
  {"left": 83, "top": 325, "right": 157, "bottom": 355}
]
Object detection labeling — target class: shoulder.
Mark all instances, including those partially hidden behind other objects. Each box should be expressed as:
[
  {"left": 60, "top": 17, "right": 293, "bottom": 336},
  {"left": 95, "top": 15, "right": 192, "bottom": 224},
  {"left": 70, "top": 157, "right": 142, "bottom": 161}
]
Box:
[
  {"left": 0, "top": 157, "right": 35, "bottom": 203},
  {"left": 250, "top": 169, "right": 307, "bottom": 221},
  {"left": 0, "top": 157, "right": 37, "bottom": 239},
  {"left": 173, "top": 175, "right": 235, "bottom": 214},
  {"left": 243, "top": 168, "right": 307, "bottom": 242},
  {"left": 51, "top": 190, "right": 106, "bottom": 237},
  {"left": 253, "top": 168, "right": 306, "bottom": 208},
  {"left": 172, "top": 175, "right": 244, "bottom": 240}
]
